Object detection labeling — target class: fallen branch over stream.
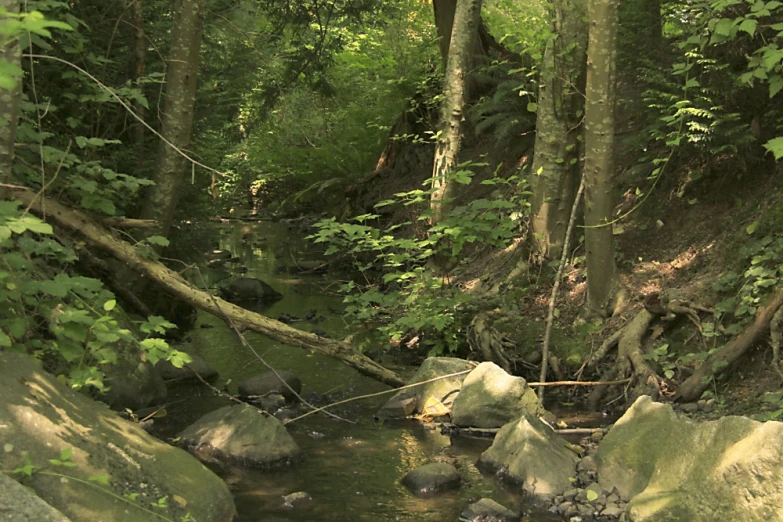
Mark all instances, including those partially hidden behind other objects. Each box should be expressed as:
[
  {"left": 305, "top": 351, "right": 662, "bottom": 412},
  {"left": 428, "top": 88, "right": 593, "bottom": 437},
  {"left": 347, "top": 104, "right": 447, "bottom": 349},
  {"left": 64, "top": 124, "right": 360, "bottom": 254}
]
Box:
[{"left": 13, "top": 187, "right": 405, "bottom": 388}]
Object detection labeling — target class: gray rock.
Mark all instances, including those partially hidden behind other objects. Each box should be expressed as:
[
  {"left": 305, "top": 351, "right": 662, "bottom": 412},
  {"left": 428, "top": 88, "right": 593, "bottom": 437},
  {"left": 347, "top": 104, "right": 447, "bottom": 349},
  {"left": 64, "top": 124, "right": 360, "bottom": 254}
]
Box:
[
  {"left": 377, "top": 357, "right": 474, "bottom": 419},
  {"left": 238, "top": 370, "right": 302, "bottom": 401},
  {"left": 477, "top": 414, "right": 579, "bottom": 499},
  {"left": 0, "top": 352, "right": 236, "bottom": 522},
  {"left": 679, "top": 402, "right": 699, "bottom": 414},
  {"left": 602, "top": 505, "right": 625, "bottom": 517},
  {"left": 401, "top": 463, "right": 460, "bottom": 496},
  {"left": 578, "top": 455, "right": 597, "bottom": 472},
  {"left": 180, "top": 403, "right": 301, "bottom": 467},
  {"left": 586, "top": 482, "right": 604, "bottom": 497},
  {"left": 598, "top": 395, "right": 783, "bottom": 522},
  {"left": 577, "top": 504, "right": 595, "bottom": 516},
  {"left": 282, "top": 491, "right": 312, "bottom": 508},
  {"left": 461, "top": 498, "right": 520, "bottom": 521},
  {"left": 0, "top": 473, "right": 72, "bottom": 521},
  {"left": 220, "top": 277, "right": 282, "bottom": 304},
  {"left": 158, "top": 352, "right": 218, "bottom": 383},
  {"left": 451, "top": 362, "right": 554, "bottom": 428},
  {"left": 258, "top": 393, "right": 287, "bottom": 412}
]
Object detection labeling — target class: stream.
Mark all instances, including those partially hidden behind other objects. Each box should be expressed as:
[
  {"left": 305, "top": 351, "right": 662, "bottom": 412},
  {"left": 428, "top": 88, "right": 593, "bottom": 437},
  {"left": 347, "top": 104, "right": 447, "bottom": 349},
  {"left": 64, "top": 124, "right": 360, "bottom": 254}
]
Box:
[{"left": 159, "top": 220, "right": 567, "bottom": 522}]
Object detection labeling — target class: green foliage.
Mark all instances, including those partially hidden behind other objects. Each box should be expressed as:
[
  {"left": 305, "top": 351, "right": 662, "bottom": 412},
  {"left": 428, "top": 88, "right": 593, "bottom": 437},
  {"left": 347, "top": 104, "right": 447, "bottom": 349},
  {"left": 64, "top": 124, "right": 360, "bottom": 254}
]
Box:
[{"left": 309, "top": 165, "right": 530, "bottom": 354}]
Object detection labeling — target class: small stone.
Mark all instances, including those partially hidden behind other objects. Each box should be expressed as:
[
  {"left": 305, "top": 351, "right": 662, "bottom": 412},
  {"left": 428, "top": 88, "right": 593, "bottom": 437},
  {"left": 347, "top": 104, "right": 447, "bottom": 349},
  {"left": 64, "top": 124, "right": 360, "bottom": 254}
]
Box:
[
  {"left": 578, "top": 455, "right": 598, "bottom": 472},
  {"left": 585, "top": 482, "right": 604, "bottom": 497},
  {"left": 679, "top": 402, "right": 699, "bottom": 414},
  {"left": 282, "top": 491, "right": 311, "bottom": 508},
  {"left": 606, "top": 493, "right": 620, "bottom": 504},
  {"left": 590, "top": 430, "right": 605, "bottom": 443},
  {"left": 558, "top": 501, "right": 574, "bottom": 515},
  {"left": 577, "top": 504, "right": 594, "bottom": 516},
  {"left": 702, "top": 400, "right": 717, "bottom": 413},
  {"left": 563, "top": 488, "right": 579, "bottom": 500},
  {"left": 697, "top": 399, "right": 707, "bottom": 410},
  {"left": 602, "top": 504, "right": 624, "bottom": 517},
  {"left": 401, "top": 463, "right": 460, "bottom": 496},
  {"left": 460, "top": 498, "right": 519, "bottom": 521}
]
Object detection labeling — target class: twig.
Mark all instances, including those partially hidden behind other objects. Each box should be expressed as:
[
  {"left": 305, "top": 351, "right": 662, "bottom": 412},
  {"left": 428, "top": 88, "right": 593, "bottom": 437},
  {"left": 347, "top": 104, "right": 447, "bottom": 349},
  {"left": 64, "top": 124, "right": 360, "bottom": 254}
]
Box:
[
  {"left": 283, "top": 368, "right": 475, "bottom": 425},
  {"left": 539, "top": 172, "right": 586, "bottom": 401},
  {"left": 528, "top": 378, "right": 632, "bottom": 387}
]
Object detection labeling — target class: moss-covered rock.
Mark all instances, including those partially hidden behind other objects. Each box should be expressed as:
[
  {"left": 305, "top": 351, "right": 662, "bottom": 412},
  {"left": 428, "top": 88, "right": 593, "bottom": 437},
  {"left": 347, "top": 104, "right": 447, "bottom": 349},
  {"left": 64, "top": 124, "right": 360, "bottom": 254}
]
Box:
[
  {"left": 598, "top": 395, "right": 783, "bottom": 522},
  {"left": 0, "top": 352, "right": 236, "bottom": 522}
]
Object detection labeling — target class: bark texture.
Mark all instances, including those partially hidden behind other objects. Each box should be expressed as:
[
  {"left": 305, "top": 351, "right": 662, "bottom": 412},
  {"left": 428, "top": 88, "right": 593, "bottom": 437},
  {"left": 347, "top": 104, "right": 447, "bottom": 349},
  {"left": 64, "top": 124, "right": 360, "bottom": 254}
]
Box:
[
  {"left": 430, "top": 0, "right": 483, "bottom": 225},
  {"left": 0, "top": 0, "right": 21, "bottom": 187},
  {"left": 130, "top": 0, "right": 146, "bottom": 174},
  {"left": 583, "top": 0, "right": 620, "bottom": 317},
  {"left": 13, "top": 188, "right": 404, "bottom": 388},
  {"left": 140, "top": 0, "right": 205, "bottom": 237},
  {"left": 530, "top": 0, "right": 588, "bottom": 260}
]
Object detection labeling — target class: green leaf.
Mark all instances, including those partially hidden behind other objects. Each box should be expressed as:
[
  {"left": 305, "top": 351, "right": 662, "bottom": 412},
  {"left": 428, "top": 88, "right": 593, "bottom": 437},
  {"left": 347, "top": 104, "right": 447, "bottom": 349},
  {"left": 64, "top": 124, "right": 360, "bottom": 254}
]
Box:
[
  {"left": 763, "top": 137, "right": 783, "bottom": 160},
  {"left": 526, "top": 102, "right": 537, "bottom": 113},
  {"left": 738, "top": 18, "right": 758, "bottom": 35},
  {"left": 746, "top": 220, "right": 760, "bottom": 234},
  {"left": 89, "top": 475, "right": 110, "bottom": 486},
  {"left": 586, "top": 489, "right": 599, "bottom": 501},
  {"left": 103, "top": 299, "right": 116, "bottom": 312},
  {"left": 144, "top": 236, "right": 170, "bottom": 247},
  {"left": 0, "top": 330, "right": 11, "bottom": 347}
]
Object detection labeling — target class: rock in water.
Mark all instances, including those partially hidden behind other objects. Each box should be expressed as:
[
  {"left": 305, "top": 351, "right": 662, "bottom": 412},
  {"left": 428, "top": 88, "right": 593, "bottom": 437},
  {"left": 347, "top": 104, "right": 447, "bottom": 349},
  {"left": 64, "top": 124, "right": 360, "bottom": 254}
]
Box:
[
  {"left": 238, "top": 370, "right": 302, "bottom": 402},
  {"left": 180, "top": 403, "right": 301, "bottom": 467},
  {"left": 376, "top": 357, "right": 475, "bottom": 419},
  {"left": 220, "top": 277, "right": 283, "bottom": 304},
  {"left": 598, "top": 395, "right": 783, "bottom": 522},
  {"left": 451, "top": 361, "right": 554, "bottom": 428},
  {"left": 477, "top": 414, "right": 579, "bottom": 500},
  {"left": 401, "top": 463, "right": 461, "bottom": 496},
  {"left": 0, "top": 352, "right": 236, "bottom": 522},
  {"left": 461, "top": 498, "right": 520, "bottom": 522}
]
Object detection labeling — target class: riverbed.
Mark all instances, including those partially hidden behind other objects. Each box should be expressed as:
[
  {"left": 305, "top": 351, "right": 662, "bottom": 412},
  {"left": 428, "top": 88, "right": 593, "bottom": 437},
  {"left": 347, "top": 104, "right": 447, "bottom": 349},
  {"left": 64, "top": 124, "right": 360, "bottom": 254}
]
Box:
[{"left": 160, "top": 220, "right": 565, "bottom": 522}]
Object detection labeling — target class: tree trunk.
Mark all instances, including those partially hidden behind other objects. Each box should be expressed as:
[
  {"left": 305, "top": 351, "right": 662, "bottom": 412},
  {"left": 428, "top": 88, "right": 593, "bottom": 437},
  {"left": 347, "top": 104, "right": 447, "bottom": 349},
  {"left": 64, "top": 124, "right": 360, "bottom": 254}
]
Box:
[
  {"left": 433, "top": 0, "right": 484, "bottom": 68},
  {"left": 139, "top": 0, "right": 205, "bottom": 237},
  {"left": 12, "top": 187, "right": 405, "bottom": 388},
  {"left": 0, "top": 0, "right": 22, "bottom": 189},
  {"left": 130, "top": 0, "right": 146, "bottom": 174},
  {"left": 430, "top": 0, "right": 483, "bottom": 225},
  {"left": 583, "top": 0, "right": 620, "bottom": 317},
  {"left": 530, "top": 0, "right": 588, "bottom": 261}
]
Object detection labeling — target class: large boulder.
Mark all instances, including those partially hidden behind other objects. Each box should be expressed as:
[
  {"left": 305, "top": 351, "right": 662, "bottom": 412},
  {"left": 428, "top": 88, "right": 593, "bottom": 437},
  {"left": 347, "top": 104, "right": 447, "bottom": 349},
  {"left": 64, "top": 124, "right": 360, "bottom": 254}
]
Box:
[
  {"left": 401, "top": 463, "right": 461, "bottom": 496},
  {"left": 220, "top": 277, "right": 283, "bottom": 304},
  {"left": 180, "top": 404, "right": 302, "bottom": 467},
  {"left": 0, "top": 352, "right": 236, "bottom": 522},
  {"left": 477, "top": 414, "right": 579, "bottom": 500},
  {"left": 376, "top": 357, "right": 475, "bottom": 418},
  {"left": 598, "top": 395, "right": 783, "bottom": 522},
  {"left": 238, "top": 370, "right": 302, "bottom": 402},
  {"left": 451, "top": 362, "right": 553, "bottom": 428},
  {"left": 0, "top": 473, "right": 72, "bottom": 522}
]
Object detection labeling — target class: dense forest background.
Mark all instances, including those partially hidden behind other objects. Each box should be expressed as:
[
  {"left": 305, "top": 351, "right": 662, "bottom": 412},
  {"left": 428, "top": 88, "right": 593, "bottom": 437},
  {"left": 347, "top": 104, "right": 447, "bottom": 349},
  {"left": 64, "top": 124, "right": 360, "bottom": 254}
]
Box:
[{"left": 1, "top": 0, "right": 783, "bottom": 411}]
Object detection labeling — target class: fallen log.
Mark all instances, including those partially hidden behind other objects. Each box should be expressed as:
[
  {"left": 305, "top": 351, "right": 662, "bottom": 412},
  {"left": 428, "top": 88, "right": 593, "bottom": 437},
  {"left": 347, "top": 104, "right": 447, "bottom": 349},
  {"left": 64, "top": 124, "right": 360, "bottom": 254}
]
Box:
[{"left": 13, "top": 187, "right": 404, "bottom": 388}]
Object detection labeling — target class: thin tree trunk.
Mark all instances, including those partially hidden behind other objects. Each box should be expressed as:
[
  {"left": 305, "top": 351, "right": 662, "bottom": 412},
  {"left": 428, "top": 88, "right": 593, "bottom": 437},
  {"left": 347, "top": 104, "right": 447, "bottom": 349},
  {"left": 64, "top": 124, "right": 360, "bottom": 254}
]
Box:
[
  {"left": 432, "top": 0, "right": 484, "bottom": 67},
  {"left": 0, "top": 0, "right": 22, "bottom": 189},
  {"left": 140, "top": 0, "right": 205, "bottom": 237},
  {"left": 430, "top": 0, "right": 482, "bottom": 225},
  {"left": 130, "top": 0, "right": 146, "bottom": 174},
  {"left": 530, "top": 0, "right": 587, "bottom": 261},
  {"left": 583, "top": 0, "right": 620, "bottom": 317}
]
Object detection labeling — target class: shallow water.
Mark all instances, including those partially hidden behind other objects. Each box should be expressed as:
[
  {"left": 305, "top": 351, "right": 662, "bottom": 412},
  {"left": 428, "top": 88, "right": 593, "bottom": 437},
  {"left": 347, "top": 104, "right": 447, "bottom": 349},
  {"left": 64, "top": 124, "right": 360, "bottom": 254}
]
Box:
[{"left": 162, "top": 221, "right": 565, "bottom": 522}]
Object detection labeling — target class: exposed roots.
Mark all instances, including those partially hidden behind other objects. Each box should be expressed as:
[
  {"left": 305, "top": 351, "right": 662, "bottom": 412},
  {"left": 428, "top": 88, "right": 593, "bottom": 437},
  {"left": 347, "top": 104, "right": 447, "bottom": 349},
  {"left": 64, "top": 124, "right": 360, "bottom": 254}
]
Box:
[
  {"left": 467, "top": 312, "right": 514, "bottom": 372},
  {"left": 587, "top": 308, "right": 662, "bottom": 410}
]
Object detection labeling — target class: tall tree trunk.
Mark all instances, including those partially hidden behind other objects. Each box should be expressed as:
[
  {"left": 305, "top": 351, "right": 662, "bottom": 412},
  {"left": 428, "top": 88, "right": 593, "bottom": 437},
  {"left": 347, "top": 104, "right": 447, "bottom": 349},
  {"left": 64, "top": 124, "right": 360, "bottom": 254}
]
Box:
[
  {"left": 430, "top": 0, "right": 482, "bottom": 225},
  {"left": 530, "top": 0, "right": 588, "bottom": 261},
  {"left": 140, "top": 0, "right": 205, "bottom": 237},
  {"left": 433, "top": 0, "right": 484, "bottom": 67},
  {"left": 0, "top": 0, "right": 22, "bottom": 189},
  {"left": 130, "top": 0, "right": 146, "bottom": 175},
  {"left": 583, "top": 0, "right": 620, "bottom": 317}
]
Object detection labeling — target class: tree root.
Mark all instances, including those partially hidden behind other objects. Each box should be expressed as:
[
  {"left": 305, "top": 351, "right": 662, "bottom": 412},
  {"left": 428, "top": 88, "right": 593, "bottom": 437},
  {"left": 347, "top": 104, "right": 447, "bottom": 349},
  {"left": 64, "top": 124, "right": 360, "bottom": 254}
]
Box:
[
  {"left": 467, "top": 312, "right": 514, "bottom": 372},
  {"left": 586, "top": 308, "right": 662, "bottom": 410},
  {"left": 677, "top": 284, "right": 783, "bottom": 402}
]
